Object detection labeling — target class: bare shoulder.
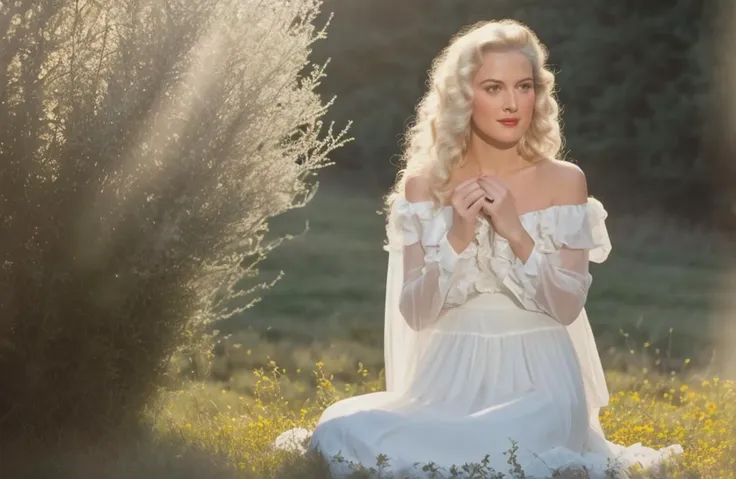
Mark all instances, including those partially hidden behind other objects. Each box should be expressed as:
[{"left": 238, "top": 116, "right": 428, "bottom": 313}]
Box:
[
  {"left": 404, "top": 174, "right": 433, "bottom": 202},
  {"left": 538, "top": 158, "right": 588, "bottom": 204}
]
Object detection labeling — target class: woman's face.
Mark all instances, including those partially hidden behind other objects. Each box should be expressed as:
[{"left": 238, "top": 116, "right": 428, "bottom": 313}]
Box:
[{"left": 470, "top": 50, "right": 536, "bottom": 146}]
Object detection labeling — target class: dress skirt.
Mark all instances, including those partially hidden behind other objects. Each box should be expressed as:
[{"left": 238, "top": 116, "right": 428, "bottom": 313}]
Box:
[{"left": 308, "top": 292, "right": 633, "bottom": 477}]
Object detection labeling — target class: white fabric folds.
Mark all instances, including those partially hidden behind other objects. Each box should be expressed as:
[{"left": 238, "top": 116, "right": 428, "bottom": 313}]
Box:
[{"left": 275, "top": 197, "right": 682, "bottom": 478}]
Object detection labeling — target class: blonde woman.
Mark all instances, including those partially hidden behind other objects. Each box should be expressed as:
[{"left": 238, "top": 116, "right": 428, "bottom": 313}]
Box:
[{"left": 279, "top": 20, "right": 682, "bottom": 478}]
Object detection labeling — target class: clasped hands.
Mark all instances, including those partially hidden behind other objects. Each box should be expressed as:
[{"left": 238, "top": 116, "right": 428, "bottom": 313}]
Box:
[{"left": 446, "top": 175, "right": 534, "bottom": 262}]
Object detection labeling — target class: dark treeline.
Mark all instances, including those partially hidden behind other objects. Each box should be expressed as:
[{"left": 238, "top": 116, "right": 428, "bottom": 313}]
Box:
[{"left": 311, "top": 0, "right": 736, "bottom": 229}]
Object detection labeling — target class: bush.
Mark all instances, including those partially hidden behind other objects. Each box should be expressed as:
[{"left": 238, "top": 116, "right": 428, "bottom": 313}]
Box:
[{"left": 0, "top": 0, "right": 348, "bottom": 447}]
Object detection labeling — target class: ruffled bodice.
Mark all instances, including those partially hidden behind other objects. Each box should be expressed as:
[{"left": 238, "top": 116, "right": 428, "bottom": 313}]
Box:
[{"left": 387, "top": 197, "right": 612, "bottom": 312}]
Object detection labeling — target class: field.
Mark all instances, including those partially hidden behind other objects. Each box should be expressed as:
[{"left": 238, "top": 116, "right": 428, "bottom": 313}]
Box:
[
  {"left": 113, "top": 181, "right": 732, "bottom": 479},
  {"left": 140, "top": 181, "right": 736, "bottom": 478},
  {"left": 11, "top": 181, "right": 732, "bottom": 478}
]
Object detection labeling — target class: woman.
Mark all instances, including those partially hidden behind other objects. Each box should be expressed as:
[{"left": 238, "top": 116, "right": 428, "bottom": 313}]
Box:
[{"left": 277, "top": 19, "right": 682, "bottom": 478}]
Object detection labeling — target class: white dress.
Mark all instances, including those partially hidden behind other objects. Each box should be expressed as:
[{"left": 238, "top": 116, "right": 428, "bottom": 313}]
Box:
[{"left": 275, "top": 197, "right": 682, "bottom": 478}]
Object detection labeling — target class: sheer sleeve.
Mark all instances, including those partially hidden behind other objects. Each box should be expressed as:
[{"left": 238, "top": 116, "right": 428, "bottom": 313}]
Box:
[
  {"left": 391, "top": 199, "right": 476, "bottom": 331},
  {"left": 383, "top": 198, "right": 476, "bottom": 393},
  {"left": 502, "top": 198, "right": 612, "bottom": 326}
]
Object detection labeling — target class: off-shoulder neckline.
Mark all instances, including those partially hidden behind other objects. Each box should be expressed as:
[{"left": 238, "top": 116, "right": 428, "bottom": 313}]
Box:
[{"left": 396, "top": 197, "right": 594, "bottom": 220}]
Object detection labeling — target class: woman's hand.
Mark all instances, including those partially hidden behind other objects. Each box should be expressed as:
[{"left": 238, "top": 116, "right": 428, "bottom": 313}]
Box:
[
  {"left": 446, "top": 178, "right": 486, "bottom": 253},
  {"left": 478, "top": 175, "right": 534, "bottom": 261}
]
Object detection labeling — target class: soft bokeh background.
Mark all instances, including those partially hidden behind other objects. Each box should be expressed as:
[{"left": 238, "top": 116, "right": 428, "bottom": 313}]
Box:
[
  {"left": 210, "top": 0, "right": 736, "bottom": 401},
  {"left": 2, "top": 0, "right": 736, "bottom": 477}
]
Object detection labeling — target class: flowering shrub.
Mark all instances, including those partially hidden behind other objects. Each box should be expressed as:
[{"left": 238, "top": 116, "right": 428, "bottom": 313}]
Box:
[{"left": 0, "top": 0, "right": 347, "bottom": 445}]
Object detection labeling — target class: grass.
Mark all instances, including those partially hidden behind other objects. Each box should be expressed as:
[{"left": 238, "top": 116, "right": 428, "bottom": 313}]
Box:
[
  {"left": 148, "top": 360, "right": 736, "bottom": 478},
  {"left": 150, "top": 181, "right": 736, "bottom": 478},
  {"left": 14, "top": 180, "right": 736, "bottom": 478}
]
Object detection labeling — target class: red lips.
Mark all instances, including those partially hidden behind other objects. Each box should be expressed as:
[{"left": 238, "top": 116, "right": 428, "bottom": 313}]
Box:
[{"left": 498, "top": 118, "right": 519, "bottom": 127}]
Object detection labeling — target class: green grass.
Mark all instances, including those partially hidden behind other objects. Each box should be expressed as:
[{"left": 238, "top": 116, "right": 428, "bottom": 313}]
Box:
[
  {"left": 146, "top": 360, "right": 735, "bottom": 479},
  {"left": 159, "top": 180, "right": 736, "bottom": 478},
  {"left": 12, "top": 181, "right": 736, "bottom": 478}
]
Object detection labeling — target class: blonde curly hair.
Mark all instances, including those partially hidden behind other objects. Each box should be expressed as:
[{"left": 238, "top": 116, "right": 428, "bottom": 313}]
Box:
[{"left": 384, "top": 19, "right": 563, "bottom": 220}]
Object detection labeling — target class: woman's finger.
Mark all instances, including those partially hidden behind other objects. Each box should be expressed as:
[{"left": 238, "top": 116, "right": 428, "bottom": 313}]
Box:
[
  {"left": 482, "top": 197, "right": 497, "bottom": 216},
  {"left": 454, "top": 177, "right": 480, "bottom": 194},
  {"left": 459, "top": 183, "right": 482, "bottom": 203},
  {"left": 469, "top": 194, "right": 486, "bottom": 214},
  {"left": 478, "top": 182, "right": 500, "bottom": 203},
  {"left": 477, "top": 178, "right": 493, "bottom": 195},
  {"left": 456, "top": 181, "right": 482, "bottom": 202},
  {"left": 479, "top": 178, "right": 504, "bottom": 201},
  {"left": 462, "top": 189, "right": 485, "bottom": 210}
]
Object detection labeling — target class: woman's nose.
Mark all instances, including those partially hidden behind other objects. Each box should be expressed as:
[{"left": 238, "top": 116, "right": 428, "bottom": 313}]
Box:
[{"left": 503, "top": 93, "right": 518, "bottom": 113}]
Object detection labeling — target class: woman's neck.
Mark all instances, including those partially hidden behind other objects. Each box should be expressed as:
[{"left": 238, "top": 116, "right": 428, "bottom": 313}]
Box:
[{"left": 464, "top": 131, "right": 532, "bottom": 175}]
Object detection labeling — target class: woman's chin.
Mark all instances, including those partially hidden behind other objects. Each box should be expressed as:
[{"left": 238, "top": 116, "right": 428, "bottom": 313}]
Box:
[{"left": 485, "top": 132, "right": 524, "bottom": 148}]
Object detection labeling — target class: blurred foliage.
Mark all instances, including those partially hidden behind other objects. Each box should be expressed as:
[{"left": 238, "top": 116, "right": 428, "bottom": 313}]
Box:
[
  {"left": 113, "top": 360, "right": 736, "bottom": 478},
  {"left": 310, "top": 0, "right": 735, "bottom": 226},
  {"left": 0, "top": 0, "right": 346, "bottom": 447}
]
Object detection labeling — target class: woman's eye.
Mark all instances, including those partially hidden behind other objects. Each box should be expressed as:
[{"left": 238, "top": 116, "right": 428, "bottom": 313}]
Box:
[
  {"left": 519, "top": 83, "right": 533, "bottom": 92},
  {"left": 485, "top": 85, "right": 500, "bottom": 93}
]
